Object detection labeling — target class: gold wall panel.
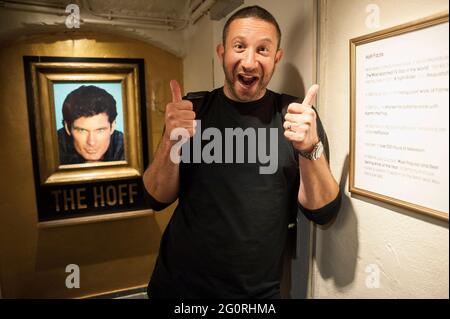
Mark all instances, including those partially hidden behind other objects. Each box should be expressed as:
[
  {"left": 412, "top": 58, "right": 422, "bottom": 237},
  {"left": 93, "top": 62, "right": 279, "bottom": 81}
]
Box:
[{"left": 0, "top": 32, "right": 182, "bottom": 298}]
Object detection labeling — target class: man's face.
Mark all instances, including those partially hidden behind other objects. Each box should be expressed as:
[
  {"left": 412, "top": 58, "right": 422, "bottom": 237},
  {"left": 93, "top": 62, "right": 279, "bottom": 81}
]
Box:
[
  {"left": 65, "top": 113, "right": 115, "bottom": 162},
  {"left": 217, "top": 17, "right": 283, "bottom": 102}
]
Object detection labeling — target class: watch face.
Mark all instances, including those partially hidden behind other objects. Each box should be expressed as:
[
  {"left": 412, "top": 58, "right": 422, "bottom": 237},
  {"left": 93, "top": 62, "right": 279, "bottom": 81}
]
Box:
[
  {"left": 299, "top": 141, "right": 323, "bottom": 160},
  {"left": 313, "top": 142, "right": 324, "bottom": 160}
]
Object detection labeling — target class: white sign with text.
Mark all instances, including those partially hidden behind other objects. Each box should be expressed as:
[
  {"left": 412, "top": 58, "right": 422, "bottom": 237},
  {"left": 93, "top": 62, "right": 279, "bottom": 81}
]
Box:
[{"left": 352, "top": 18, "right": 449, "bottom": 218}]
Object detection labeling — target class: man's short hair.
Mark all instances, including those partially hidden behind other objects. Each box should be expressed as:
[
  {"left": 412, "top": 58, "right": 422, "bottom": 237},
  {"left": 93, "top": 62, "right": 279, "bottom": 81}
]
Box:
[
  {"left": 222, "top": 5, "right": 282, "bottom": 49},
  {"left": 62, "top": 85, "right": 117, "bottom": 128}
]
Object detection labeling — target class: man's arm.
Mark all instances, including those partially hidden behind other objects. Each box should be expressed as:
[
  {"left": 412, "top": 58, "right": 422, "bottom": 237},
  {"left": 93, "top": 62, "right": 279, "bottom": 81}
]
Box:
[
  {"left": 143, "top": 80, "right": 196, "bottom": 207},
  {"left": 283, "top": 85, "right": 339, "bottom": 210},
  {"left": 143, "top": 135, "right": 180, "bottom": 204},
  {"left": 298, "top": 154, "right": 339, "bottom": 210}
]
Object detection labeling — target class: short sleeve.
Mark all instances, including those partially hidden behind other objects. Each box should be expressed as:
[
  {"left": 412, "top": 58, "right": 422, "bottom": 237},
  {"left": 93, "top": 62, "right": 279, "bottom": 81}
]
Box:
[{"left": 298, "top": 189, "right": 342, "bottom": 225}]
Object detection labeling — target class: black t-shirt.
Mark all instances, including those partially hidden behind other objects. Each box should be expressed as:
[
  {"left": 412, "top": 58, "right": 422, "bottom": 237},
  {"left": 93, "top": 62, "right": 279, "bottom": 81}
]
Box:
[{"left": 147, "top": 88, "right": 340, "bottom": 299}]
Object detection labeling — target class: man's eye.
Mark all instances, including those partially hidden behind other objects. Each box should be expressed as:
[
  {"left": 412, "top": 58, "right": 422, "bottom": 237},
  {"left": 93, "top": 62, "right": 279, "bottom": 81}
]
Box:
[
  {"left": 75, "top": 129, "right": 86, "bottom": 134},
  {"left": 258, "top": 47, "right": 269, "bottom": 53},
  {"left": 234, "top": 44, "right": 244, "bottom": 50},
  {"left": 97, "top": 129, "right": 106, "bottom": 133}
]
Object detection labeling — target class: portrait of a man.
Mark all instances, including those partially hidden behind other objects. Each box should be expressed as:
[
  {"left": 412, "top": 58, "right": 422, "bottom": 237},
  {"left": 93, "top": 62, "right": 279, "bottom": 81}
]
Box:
[{"left": 57, "top": 84, "right": 125, "bottom": 165}]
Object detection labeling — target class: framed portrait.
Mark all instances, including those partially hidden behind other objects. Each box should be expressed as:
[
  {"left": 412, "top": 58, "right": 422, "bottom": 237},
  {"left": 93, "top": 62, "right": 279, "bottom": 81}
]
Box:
[
  {"left": 349, "top": 12, "right": 449, "bottom": 221},
  {"left": 24, "top": 56, "right": 152, "bottom": 224}
]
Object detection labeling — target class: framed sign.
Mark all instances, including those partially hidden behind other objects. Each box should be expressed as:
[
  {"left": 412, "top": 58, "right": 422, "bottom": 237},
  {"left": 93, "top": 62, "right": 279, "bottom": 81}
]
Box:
[
  {"left": 24, "top": 56, "right": 152, "bottom": 223},
  {"left": 349, "top": 12, "right": 449, "bottom": 221}
]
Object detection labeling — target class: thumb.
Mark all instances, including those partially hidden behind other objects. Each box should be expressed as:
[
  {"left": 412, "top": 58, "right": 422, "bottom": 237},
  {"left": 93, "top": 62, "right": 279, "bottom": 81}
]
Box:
[
  {"left": 302, "top": 84, "right": 319, "bottom": 106},
  {"left": 170, "top": 79, "right": 182, "bottom": 103}
]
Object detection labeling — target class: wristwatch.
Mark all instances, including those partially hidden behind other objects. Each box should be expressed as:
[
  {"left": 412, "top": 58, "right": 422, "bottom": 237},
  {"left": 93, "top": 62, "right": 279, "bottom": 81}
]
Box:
[{"left": 298, "top": 140, "right": 324, "bottom": 160}]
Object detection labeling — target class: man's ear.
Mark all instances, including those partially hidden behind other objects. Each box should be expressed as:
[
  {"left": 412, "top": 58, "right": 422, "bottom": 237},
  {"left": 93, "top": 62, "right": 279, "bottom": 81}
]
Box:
[
  {"left": 64, "top": 122, "right": 71, "bottom": 136},
  {"left": 216, "top": 43, "right": 225, "bottom": 63},
  {"left": 110, "top": 120, "right": 116, "bottom": 135},
  {"left": 275, "top": 48, "right": 284, "bottom": 65}
]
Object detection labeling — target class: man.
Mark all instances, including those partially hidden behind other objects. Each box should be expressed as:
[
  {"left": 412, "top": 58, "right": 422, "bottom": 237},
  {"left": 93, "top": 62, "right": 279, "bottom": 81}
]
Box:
[
  {"left": 58, "top": 85, "right": 124, "bottom": 164},
  {"left": 143, "top": 6, "right": 341, "bottom": 298}
]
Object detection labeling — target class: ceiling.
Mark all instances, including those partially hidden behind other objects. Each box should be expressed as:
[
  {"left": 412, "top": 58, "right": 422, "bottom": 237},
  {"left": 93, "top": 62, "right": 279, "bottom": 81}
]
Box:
[
  {"left": 1, "top": 0, "right": 194, "bottom": 29},
  {"left": 86, "top": 0, "right": 190, "bottom": 17},
  {"left": 4, "top": 0, "right": 192, "bottom": 17},
  {"left": 0, "top": 0, "right": 243, "bottom": 55}
]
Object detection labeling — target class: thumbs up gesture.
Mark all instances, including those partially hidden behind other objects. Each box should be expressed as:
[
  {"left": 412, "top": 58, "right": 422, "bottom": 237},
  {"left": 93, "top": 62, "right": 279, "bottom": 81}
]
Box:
[
  {"left": 164, "top": 80, "right": 197, "bottom": 142},
  {"left": 283, "top": 84, "right": 320, "bottom": 152}
]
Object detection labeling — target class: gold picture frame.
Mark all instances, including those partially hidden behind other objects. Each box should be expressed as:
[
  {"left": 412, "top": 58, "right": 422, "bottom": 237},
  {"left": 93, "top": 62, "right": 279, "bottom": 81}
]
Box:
[
  {"left": 28, "top": 59, "right": 143, "bottom": 184},
  {"left": 24, "top": 56, "right": 152, "bottom": 222},
  {"left": 349, "top": 12, "right": 449, "bottom": 221}
]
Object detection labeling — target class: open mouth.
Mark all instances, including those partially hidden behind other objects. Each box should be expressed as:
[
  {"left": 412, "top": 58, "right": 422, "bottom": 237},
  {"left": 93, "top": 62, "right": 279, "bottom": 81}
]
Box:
[{"left": 237, "top": 74, "right": 259, "bottom": 87}]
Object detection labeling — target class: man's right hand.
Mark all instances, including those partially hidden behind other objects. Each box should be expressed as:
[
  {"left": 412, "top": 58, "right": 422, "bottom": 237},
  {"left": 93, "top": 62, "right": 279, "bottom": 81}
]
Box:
[{"left": 164, "top": 79, "right": 196, "bottom": 142}]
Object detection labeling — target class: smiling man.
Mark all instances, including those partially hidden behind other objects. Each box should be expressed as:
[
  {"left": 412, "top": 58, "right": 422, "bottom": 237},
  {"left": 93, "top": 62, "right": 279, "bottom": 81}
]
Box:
[
  {"left": 57, "top": 85, "right": 124, "bottom": 164},
  {"left": 219, "top": 9, "right": 283, "bottom": 102},
  {"left": 143, "top": 6, "right": 341, "bottom": 299}
]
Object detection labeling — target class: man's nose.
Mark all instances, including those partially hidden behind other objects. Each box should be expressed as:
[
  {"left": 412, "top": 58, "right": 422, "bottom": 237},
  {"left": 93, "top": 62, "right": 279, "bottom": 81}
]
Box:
[
  {"left": 86, "top": 132, "right": 96, "bottom": 146},
  {"left": 241, "top": 49, "right": 258, "bottom": 70}
]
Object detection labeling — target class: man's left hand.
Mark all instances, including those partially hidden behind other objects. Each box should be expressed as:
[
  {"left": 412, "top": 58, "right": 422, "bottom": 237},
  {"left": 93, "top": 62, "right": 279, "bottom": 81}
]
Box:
[{"left": 283, "top": 84, "right": 320, "bottom": 152}]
